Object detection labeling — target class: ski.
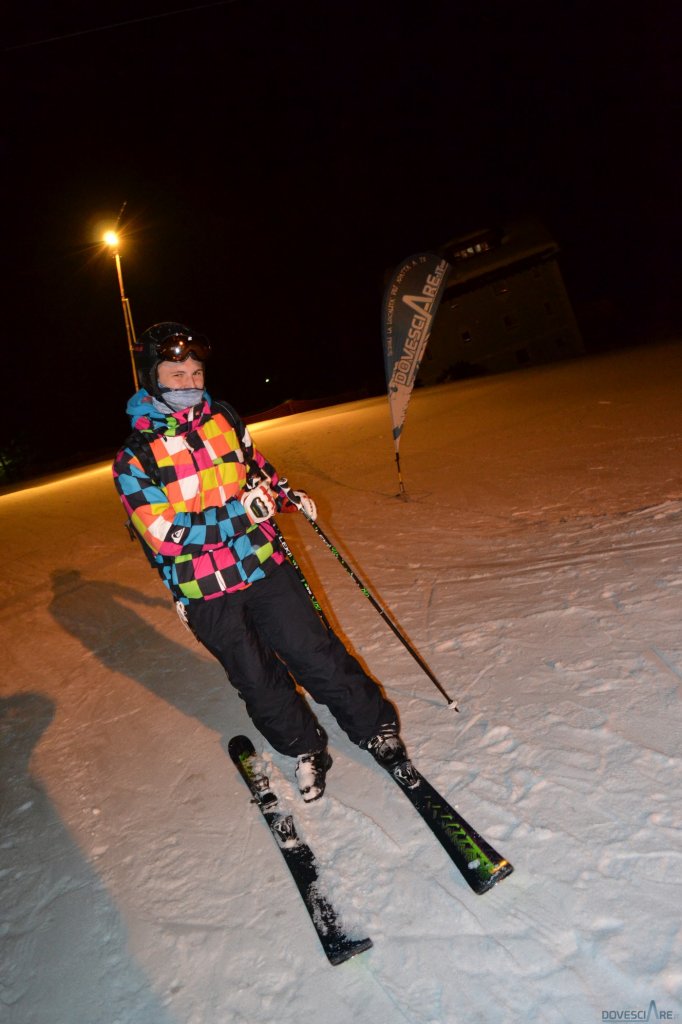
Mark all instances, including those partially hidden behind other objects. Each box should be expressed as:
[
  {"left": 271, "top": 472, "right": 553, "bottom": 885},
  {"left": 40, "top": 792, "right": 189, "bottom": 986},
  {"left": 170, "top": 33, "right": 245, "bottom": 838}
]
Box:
[
  {"left": 388, "top": 761, "right": 514, "bottom": 894},
  {"left": 228, "top": 735, "right": 373, "bottom": 966}
]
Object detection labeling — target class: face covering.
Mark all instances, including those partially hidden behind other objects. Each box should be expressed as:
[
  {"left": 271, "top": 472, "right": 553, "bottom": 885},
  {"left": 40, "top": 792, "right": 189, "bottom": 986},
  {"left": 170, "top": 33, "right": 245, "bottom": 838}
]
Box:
[{"left": 154, "top": 386, "right": 204, "bottom": 413}]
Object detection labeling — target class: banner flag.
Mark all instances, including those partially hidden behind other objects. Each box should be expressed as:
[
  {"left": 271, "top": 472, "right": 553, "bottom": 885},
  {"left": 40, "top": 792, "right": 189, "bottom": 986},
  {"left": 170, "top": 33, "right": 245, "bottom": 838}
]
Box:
[{"left": 381, "top": 252, "right": 450, "bottom": 490}]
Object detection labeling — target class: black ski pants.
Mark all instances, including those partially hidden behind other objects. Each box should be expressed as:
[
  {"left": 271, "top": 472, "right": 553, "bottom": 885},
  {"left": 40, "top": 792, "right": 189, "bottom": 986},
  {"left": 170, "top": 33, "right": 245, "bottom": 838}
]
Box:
[{"left": 186, "top": 561, "right": 397, "bottom": 757}]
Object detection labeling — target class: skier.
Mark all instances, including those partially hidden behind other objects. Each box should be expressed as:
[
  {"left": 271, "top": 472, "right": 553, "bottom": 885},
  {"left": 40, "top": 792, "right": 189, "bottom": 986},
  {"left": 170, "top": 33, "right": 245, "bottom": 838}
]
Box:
[{"left": 113, "top": 322, "right": 412, "bottom": 801}]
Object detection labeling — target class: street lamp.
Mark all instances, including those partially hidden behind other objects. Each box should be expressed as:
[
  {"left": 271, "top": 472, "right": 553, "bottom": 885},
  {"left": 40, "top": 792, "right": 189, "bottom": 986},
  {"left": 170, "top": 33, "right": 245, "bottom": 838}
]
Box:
[{"left": 103, "top": 231, "right": 139, "bottom": 390}]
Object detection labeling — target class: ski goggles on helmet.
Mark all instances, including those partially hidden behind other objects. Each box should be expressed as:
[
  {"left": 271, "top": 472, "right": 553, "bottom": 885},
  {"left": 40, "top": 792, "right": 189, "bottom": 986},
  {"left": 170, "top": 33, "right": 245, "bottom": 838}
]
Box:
[{"left": 155, "top": 333, "right": 211, "bottom": 362}]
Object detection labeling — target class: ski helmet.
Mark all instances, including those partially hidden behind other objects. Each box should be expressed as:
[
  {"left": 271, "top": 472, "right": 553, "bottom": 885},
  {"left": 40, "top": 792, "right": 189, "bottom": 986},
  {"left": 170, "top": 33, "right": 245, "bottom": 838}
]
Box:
[{"left": 133, "top": 322, "right": 211, "bottom": 392}]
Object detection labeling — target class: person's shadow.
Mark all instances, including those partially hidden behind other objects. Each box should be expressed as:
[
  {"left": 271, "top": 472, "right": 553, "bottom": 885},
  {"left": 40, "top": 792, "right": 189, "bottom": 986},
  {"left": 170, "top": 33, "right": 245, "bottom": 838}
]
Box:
[
  {"left": 0, "top": 692, "right": 174, "bottom": 1023},
  {"left": 48, "top": 568, "right": 251, "bottom": 745}
]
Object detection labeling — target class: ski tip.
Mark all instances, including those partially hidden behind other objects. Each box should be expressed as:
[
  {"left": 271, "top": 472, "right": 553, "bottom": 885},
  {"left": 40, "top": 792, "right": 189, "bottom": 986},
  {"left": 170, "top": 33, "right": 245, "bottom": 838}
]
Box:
[
  {"left": 473, "top": 860, "right": 514, "bottom": 895},
  {"left": 326, "top": 936, "right": 373, "bottom": 966},
  {"left": 227, "top": 735, "right": 256, "bottom": 763}
]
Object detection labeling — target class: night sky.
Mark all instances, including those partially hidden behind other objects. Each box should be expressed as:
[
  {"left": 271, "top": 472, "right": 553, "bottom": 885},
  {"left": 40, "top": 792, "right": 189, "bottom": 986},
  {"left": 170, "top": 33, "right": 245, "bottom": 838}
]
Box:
[{"left": 4, "top": 1, "right": 679, "bottom": 474}]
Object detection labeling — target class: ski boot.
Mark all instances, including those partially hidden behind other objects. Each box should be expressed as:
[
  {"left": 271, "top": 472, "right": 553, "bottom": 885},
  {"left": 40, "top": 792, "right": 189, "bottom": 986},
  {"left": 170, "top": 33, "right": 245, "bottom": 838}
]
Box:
[
  {"left": 365, "top": 729, "right": 419, "bottom": 788},
  {"left": 296, "top": 749, "right": 333, "bottom": 802}
]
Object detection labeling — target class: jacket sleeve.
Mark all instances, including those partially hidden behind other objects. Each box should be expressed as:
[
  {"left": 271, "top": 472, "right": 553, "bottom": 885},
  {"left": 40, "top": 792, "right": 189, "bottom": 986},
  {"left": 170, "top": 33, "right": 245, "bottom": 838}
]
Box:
[
  {"left": 112, "top": 446, "right": 253, "bottom": 558},
  {"left": 223, "top": 406, "right": 295, "bottom": 509},
  {"left": 220, "top": 407, "right": 279, "bottom": 484}
]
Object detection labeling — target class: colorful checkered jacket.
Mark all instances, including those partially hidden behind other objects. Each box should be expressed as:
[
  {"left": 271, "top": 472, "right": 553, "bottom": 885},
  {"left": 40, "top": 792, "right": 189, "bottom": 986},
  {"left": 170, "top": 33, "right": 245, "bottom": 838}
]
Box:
[{"left": 112, "top": 390, "right": 287, "bottom": 602}]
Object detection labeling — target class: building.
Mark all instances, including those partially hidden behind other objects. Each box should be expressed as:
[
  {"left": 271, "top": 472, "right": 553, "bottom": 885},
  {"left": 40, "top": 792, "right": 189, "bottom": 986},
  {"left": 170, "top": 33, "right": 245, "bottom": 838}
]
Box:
[{"left": 418, "top": 220, "right": 584, "bottom": 384}]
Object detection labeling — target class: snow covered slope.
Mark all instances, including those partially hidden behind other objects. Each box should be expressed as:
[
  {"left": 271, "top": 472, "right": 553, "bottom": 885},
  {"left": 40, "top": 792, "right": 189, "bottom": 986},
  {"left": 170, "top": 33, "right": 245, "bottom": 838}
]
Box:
[{"left": 2, "top": 341, "right": 681, "bottom": 1024}]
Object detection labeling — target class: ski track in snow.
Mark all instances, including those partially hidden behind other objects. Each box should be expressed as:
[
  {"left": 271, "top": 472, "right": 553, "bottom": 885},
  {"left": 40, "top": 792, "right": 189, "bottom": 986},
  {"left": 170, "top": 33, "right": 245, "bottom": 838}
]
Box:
[{"left": 2, "top": 342, "right": 682, "bottom": 1024}]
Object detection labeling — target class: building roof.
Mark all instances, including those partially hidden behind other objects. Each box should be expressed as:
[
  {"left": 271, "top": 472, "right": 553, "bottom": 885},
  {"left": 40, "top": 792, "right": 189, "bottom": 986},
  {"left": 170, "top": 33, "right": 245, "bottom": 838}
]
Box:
[{"left": 439, "top": 219, "right": 560, "bottom": 289}]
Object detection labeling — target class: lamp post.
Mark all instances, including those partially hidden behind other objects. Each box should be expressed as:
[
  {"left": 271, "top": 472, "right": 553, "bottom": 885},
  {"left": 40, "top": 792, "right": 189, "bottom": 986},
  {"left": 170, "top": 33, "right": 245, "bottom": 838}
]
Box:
[{"left": 103, "top": 231, "right": 139, "bottom": 391}]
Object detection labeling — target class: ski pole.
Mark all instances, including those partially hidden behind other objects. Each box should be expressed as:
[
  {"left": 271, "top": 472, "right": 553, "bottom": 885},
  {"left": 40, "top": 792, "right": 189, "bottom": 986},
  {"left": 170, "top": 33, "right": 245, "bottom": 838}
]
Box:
[
  {"left": 246, "top": 473, "right": 332, "bottom": 630},
  {"left": 299, "top": 511, "right": 459, "bottom": 710},
  {"left": 272, "top": 521, "right": 332, "bottom": 630},
  {"left": 247, "top": 473, "right": 456, "bottom": 707}
]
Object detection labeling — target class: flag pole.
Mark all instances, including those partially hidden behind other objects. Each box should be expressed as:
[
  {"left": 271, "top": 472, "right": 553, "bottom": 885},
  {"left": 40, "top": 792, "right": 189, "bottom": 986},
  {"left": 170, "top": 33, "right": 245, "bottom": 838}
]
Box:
[{"left": 395, "top": 449, "right": 408, "bottom": 499}]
